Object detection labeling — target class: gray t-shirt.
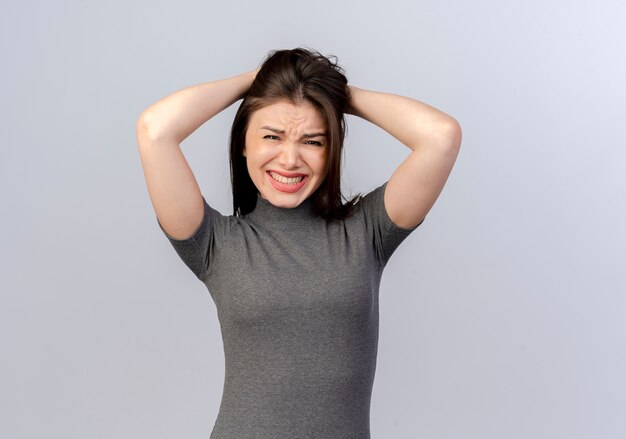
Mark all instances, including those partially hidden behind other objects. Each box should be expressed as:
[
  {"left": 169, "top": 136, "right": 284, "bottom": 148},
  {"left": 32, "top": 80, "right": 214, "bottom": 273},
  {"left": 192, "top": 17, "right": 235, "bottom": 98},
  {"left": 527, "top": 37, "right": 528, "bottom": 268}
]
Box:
[{"left": 157, "top": 180, "right": 423, "bottom": 438}]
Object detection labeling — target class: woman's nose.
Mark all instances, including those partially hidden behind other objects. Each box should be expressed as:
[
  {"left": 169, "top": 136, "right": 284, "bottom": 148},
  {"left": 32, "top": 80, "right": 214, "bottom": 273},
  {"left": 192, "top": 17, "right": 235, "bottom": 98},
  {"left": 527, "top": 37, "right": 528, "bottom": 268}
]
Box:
[{"left": 278, "top": 142, "right": 302, "bottom": 169}]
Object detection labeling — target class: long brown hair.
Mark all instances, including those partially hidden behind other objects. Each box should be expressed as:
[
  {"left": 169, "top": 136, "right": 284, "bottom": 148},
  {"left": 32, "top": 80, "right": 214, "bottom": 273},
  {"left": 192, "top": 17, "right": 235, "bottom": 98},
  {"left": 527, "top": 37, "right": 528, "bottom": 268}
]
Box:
[{"left": 229, "top": 47, "right": 361, "bottom": 220}]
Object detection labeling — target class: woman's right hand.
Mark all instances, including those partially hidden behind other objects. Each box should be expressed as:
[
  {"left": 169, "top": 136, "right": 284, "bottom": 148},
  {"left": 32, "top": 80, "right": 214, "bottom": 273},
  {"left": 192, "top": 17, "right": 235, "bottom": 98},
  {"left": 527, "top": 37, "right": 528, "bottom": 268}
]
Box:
[{"left": 238, "top": 68, "right": 260, "bottom": 100}]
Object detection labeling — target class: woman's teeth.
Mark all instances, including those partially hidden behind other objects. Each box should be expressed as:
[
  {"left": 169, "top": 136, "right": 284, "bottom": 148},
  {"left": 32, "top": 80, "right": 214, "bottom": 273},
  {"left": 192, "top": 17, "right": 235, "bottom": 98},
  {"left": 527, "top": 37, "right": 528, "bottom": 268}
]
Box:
[{"left": 270, "top": 172, "right": 305, "bottom": 184}]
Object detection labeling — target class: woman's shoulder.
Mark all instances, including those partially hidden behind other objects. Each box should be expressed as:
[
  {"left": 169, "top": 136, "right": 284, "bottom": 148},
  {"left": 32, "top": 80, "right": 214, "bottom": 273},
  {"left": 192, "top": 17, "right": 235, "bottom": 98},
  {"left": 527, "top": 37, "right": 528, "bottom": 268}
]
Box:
[
  {"left": 345, "top": 180, "right": 420, "bottom": 233},
  {"left": 344, "top": 181, "right": 386, "bottom": 216}
]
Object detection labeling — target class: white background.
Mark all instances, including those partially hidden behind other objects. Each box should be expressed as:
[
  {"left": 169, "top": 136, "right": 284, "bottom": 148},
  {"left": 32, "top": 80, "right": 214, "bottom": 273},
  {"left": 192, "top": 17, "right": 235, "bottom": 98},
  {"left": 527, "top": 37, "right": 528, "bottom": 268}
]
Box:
[{"left": 1, "top": 0, "right": 625, "bottom": 437}]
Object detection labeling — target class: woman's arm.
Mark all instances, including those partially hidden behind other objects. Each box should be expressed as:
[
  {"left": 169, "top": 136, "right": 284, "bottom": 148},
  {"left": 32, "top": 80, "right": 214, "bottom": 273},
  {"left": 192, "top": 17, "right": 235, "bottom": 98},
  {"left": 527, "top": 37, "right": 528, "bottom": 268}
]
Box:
[
  {"left": 347, "top": 85, "right": 462, "bottom": 229},
  {"left": 136, "top": 71, "right": 257, "bottom": 240},
  {"left": 138, "top": 70, "right": 257, "bottom": 143}
]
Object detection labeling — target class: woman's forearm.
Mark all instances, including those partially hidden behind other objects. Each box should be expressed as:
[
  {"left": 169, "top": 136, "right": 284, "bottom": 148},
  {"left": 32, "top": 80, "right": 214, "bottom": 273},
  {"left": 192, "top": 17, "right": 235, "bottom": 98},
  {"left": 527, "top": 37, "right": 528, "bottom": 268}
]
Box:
[
  {"left": 138, "top": 71, "right": 256, "bottom": 143},
  {"left": 347, "top": 85, "right": 461, "bottom": 151}
]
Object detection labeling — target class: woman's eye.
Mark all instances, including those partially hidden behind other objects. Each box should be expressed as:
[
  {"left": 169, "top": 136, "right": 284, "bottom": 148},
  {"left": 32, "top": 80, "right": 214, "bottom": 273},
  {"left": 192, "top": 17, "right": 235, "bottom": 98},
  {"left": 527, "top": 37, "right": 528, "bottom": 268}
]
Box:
[
  {"left": 306, "top": 140, "right": 324, "bottom": 146},
  {"left": 264, "top": 135, "right": 279, "bottom": 140}
]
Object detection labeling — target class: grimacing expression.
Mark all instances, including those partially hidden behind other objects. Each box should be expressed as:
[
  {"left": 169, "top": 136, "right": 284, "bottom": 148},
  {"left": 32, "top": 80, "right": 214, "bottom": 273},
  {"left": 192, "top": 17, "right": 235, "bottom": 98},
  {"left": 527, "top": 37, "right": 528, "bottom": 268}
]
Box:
[{"left": 243, "top": 100, "right": 329, "bottom": 209}]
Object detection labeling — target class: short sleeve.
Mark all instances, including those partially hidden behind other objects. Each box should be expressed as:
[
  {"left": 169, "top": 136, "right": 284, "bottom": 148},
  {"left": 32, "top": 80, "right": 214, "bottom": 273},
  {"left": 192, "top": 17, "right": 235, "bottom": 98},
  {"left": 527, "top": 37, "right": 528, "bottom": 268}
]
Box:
[
  {"left": 358, "top": 180, "right": 425, "bottom": 265},
  {"left": 156, "top": 196, "right": 229, "bottom": 282}
]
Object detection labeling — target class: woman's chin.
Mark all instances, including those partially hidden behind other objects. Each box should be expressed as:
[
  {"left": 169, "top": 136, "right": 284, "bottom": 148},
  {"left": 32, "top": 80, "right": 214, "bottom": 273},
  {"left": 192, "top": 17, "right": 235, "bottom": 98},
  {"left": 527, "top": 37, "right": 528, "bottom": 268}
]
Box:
[{"left": 261, "top": 191, "right": 307, "bottom": 209}]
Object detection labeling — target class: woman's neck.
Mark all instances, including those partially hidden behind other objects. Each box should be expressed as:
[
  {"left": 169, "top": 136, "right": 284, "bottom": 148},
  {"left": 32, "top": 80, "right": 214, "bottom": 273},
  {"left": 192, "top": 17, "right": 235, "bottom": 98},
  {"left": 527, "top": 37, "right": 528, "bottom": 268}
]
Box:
[{"left": 246, "top": 193, "right": 317, "bottom": 224}]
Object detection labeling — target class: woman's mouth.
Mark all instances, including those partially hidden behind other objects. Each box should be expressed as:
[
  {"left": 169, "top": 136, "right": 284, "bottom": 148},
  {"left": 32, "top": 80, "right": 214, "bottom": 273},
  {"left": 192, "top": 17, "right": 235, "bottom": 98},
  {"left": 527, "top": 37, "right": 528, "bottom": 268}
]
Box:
[
  {"left": 266, "top": 171, "right": 308, "bottom": 193},
  {"left": 269, "top": 171, "right": 305, "bottom": 184}
]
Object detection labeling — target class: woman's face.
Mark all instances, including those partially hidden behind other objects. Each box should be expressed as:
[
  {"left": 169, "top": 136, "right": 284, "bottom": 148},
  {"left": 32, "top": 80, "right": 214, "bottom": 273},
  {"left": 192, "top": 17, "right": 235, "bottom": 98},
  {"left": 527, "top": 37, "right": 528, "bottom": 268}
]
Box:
[{"left": 243, "top": 99, "right": 329, "bottom": 208}]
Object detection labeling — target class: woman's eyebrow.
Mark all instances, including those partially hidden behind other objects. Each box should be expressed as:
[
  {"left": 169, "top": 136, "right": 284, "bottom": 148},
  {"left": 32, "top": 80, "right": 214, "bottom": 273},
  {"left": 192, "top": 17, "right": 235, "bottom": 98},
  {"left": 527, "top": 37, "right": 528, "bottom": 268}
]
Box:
[
  {"left": 302, "top": 132, "right": 327, "bottom": 138},
  {"left": 260, "top": 125, "right": 285, "bottom": 134},
  {"left": 261, "top": 125, "right": 327, "bottom": 138}
]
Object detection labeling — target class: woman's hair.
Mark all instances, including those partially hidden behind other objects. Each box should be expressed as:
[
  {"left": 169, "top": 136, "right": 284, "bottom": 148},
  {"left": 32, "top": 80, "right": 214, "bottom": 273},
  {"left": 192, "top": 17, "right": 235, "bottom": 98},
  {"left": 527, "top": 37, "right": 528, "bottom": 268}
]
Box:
[{"left": 229, "top": 47, "right": 361, "bottom": 220}]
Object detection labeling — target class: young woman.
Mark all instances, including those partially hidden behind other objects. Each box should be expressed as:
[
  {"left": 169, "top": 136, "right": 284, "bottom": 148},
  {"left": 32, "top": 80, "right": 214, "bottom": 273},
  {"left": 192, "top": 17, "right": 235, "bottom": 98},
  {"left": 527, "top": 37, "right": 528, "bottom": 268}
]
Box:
[{"left": 136, "top": 48, "right": 461, "bottom": 438}]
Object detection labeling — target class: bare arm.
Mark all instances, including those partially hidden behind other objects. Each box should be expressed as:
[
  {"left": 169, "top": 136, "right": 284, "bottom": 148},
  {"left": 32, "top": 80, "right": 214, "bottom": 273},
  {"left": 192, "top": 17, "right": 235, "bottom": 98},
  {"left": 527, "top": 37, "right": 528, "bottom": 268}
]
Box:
[
  {"left": 138, "top": 70, "right": 257, "bottom": 143},
  {"left": 136, "top": 71, "right": 257, "bottom": 240},
  {"left": 347, "top": 85, "right": 462, "bottom": 229}
]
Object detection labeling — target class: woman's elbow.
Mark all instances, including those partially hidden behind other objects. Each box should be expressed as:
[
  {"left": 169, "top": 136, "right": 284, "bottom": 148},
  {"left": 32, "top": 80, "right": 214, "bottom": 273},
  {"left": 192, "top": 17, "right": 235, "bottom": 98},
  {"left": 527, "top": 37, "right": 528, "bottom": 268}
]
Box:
[{"left": 440, "top": 117, "right": 462, "bottom": 150}]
